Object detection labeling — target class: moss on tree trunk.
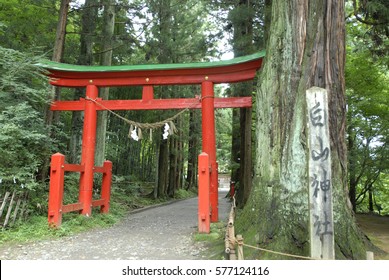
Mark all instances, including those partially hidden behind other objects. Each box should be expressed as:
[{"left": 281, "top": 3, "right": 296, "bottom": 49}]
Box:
[{"left": 236, "top": 0, "right": 367, "bottom": 259}]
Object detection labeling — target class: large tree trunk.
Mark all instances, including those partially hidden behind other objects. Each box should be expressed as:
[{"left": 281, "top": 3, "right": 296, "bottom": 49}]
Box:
[
  {"left": 168, "top": 136, "right": 178, "bottom": 197},
  {"left": 368, "top": 186, "right": 374, "bottom": 213},
  {"left": 68, "top": 0, "right": 98, "bottom": 163},
  {"left": 230, "top": 108, "right": 240, "bottom": 187},
  {"left": 230, "top": 0, "right": 254, "bottom": 207},
  {"left": 237, "top": 0, "right": 366, "bottom": 259},
  {"left": 348, "top": 125, "right": 358, "bottom": 212},
  {"left": 157, "top": 138, "right": 169, "bottom": 198},
  {"left": 95, "top": 0, "right": 115, "bottom": 166},
  {"left": 177, "top": 118, "right": 184, "bottom": 190},
  {"left": 154, "top": 0, "right": 173, "bottom": 198},
  {"left": 41, "top": 0, "right": 70, "bottom": 181},
  {"left": 237, "top": 106, "right": 252, "bottom": 206},
  {"left": 45, "top": 0, "right": 70, "bottom": 127},
  {"left": 186, "top": 110, "right": 200, "bottom": 190}
]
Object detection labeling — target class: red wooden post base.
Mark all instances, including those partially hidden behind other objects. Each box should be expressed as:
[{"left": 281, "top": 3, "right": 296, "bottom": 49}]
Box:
[
  {"left": 198, "top": 152, "right": 210, "bottom": 233},
  {"left": 47, "top": 153, "right": 112, "bottom": 228},
  {"left": 48, "top": 153, "right": 66, "bottom": 227},
  {"left": 100, "top": 160, "right": 112, "bottom": 213}
]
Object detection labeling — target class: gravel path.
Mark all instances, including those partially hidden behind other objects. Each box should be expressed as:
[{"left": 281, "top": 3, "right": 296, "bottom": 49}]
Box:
[{"left": 0, "top": 189, "right": 230, "bottom": 260}]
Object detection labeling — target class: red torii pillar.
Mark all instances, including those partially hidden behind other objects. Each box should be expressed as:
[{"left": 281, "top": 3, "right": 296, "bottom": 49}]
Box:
[
  {"left": 79, "top": 84, "right": 98, "bottom": 216},
  {"left": 201, "top": 80, "right": 218, "bottom": 222}
]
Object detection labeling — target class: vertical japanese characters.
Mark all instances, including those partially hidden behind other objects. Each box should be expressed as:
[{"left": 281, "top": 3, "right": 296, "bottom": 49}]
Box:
[{"left": 306, "top": 87, "right": 335, "bottom": 260}]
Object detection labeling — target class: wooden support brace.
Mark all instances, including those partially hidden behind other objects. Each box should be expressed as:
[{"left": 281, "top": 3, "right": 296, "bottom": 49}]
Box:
[
  {"left": 64, "top": 164, "right": 85, "bottom": 172},
  {"left": 62, "top": 202, "right": 83, "bottom": 213}
]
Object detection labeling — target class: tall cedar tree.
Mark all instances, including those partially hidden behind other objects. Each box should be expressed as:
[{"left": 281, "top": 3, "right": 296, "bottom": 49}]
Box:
[
  {"left": 95, "top": 0, "right": 116, "bottom": 166},
  {"left": 68, "top": 0, "right": 99, "bottom": 163},
  {"left": 229, "top": 0, "right": 256, "bottom": 207},
  {"left": 236, "top": 0, "right": 367, "bottom": 259}
]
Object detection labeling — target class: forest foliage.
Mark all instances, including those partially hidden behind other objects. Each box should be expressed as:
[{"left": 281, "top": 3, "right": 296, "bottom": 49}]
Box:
[
  {"left": 0, "top": 0, "right": 388, "bottom": 230},
  {"left": 345, "top": 0, "right": 389, "bottom": 214},
  {"left": 0, "top": 47, "right": 51, "bottom": 193}
]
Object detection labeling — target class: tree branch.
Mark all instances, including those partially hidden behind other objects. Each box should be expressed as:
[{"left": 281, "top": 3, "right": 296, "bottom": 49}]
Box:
[
  {"left": 353, "top": 13, "right": 389, "bottom": 26},
  {"left": 350, "top": 0, "right": 389, "bottom": 26}
]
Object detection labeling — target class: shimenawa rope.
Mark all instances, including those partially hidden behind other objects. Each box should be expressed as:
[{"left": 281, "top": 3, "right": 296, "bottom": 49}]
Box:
[{"left": 84, "top": 95, "right": 207, "bottom": 140}]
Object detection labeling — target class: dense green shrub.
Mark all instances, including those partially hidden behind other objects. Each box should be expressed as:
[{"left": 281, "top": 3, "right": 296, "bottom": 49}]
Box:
[{"left": 0, "top": 47, "right": 50, "bottom": 193}]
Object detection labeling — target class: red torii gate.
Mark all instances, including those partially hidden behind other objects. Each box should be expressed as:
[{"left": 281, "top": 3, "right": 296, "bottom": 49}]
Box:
[{"left": 39, "top": 51, "right": 265, "bottom": 231}]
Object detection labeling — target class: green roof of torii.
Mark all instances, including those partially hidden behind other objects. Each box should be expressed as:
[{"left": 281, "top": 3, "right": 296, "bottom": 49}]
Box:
[
  {"left": 38, "top": 51, "right": 265, "bottom": 87},
  {"left": 37, "top": 51, "right": 265, "bottom": 73}
]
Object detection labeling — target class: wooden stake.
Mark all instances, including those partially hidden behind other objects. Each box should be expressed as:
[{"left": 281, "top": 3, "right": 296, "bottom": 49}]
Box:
[
  {"left": 3, "top": 190, "right": 16, "bottom": 228},
  {"left": 18, "top": 192, "right": 29, "bottom": 222},
  {"left": 10, "top": 195, "right": 22, "bottom": 227},
  {"left": 237, "top": 235, "right": 244, "bottom": 260},
  {"left": 0, "top": 191, "right": 11, "bottom": 219}
]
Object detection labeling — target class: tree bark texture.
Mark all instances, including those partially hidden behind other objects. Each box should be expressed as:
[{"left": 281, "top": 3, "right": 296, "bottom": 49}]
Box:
[
  {"left": 168, "top": 136, "right": 178, "bottom": 197},
  {"left": 157, "top": 138, "right": 169, "bottom": 198},
  {"left": 230, "top": 0, "right": 255, "bottom": 207},
  {"left": 52, "top": 0, "right": 71, "bottom": 63},
  {"left": 237, "top": 0, "right": 366, "bottom": 259},
  {"left": 95, "top": 0, "right": 116, "bottom": 166},
  {"left": 230, "top": 108, "right": 240, "bottom": 186},
  {"left": 68, "top": 0, "right": 98, "bottom": 163},
  {"left": 186, "top": 110, "right": 200, "bottom": 190},
  {"left": 153, "top": 0, "right": 179, "bottom": 198},
  {"left": 41, "top": 0, "right": 70, "bottom": 181},
  {"left": 237, "top": 106, "right": 252, "bottom": 206},
  {"left": 348, "top": 125, "right": 358, "bottom": 212},
  {"left": 50, "top": 0, "right": 70, "bottom": 124}
]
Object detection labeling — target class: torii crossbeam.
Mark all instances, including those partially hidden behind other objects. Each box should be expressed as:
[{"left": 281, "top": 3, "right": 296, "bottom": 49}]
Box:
[{"left": 39, "top": 51, "right": 265, "bottom": 231}]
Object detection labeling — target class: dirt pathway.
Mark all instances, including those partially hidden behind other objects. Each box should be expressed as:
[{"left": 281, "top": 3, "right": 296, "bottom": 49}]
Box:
[
  {"left": 0, "top": 189, "right": 231, "bottom": 260},
  {"left": 356, "top": 214, "right": 389, "bottom": 259}
]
